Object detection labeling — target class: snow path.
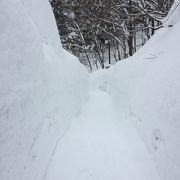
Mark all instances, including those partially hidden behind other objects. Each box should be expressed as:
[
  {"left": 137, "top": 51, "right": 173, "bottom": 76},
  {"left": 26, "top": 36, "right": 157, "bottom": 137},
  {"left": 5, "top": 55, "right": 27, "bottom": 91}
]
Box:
[{"left": 44, "top": 73, "right": 161, "bottom": 180}]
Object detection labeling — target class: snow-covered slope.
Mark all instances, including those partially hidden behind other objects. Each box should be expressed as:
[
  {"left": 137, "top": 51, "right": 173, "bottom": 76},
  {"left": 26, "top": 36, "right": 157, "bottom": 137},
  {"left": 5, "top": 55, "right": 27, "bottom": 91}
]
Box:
[
  {"left": 31, "top": 2, "right": 180, "bottom": 179},
  {"left": 0, "top": 0, "right": 88, "bottom": 180},
  {"left": 104, "top": 2, "right": 180, "bottom": 180},
  {"left": 1, "top": 0, "right": 180, "bottom": 180}
]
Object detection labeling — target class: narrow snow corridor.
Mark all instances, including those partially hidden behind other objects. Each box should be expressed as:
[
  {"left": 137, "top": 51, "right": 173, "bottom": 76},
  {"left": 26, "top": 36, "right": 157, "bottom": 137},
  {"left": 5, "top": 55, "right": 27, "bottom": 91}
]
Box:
[
  {"left": 1, "top": 1, "right": 180, "bottom": 180},
  {"left": 44, "top": 74, "right": 161, "bottom": 180}
]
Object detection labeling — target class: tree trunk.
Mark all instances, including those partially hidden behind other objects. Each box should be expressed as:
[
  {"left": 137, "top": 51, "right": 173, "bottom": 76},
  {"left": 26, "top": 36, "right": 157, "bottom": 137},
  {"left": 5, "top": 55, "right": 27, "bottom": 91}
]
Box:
[
  {"left": 151, "top": 19, "right": 155, "bottom": 35},
  {"left": 108, "top": 41, "right": 111, "bottom": 65},
  {"left": 128, "top": 0, "right": 134, "bottom": 56}
]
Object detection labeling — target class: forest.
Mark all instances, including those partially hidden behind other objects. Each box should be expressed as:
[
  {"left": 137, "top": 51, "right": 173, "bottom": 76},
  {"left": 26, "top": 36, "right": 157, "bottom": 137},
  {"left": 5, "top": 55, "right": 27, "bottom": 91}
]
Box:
[{"left": 50, "top": 0, "right": 174, "bottom": 70}]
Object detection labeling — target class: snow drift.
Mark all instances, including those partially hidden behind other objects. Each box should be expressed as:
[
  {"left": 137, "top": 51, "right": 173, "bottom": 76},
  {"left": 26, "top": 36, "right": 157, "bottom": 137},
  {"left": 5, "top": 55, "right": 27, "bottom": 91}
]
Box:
[
  {"left": 104, "top": 2, "right": 180, "bottom": 180},
  {"left": 1, "top": 0, "right": 180, "bottom": 180},
  {"left": 0, "top": 0, "right": 88, "bottom": 180}
]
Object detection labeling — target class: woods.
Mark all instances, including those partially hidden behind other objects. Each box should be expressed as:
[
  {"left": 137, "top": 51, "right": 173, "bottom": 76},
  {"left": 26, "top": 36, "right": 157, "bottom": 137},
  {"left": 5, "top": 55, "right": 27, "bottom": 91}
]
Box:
[{"left": 50, "top": 0, "right": 174, "bottom": 70}]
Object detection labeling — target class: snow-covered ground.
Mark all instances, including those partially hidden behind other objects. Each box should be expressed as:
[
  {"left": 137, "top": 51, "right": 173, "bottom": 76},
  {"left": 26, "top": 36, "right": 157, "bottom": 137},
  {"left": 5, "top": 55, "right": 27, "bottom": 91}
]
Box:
[
  {"left": 0, "top": 0, "right": 180, "bottom": 180},
  {"left": 44, "top": 74, "right": 161, "bottom": 180}
]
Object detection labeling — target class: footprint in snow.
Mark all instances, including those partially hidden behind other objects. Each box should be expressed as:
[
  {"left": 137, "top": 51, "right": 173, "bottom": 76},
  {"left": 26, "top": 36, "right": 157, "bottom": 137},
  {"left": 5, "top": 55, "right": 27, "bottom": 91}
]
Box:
[{"left": 77, "top": 168, "right": 98, "bottom": 180}]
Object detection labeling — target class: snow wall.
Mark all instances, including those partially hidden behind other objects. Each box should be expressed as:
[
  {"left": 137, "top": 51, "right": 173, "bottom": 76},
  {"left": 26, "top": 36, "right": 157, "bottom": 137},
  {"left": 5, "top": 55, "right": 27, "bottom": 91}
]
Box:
[
  {"left": 105, "top": 2, "right": 180, "bottom": 180},
  {"left": 0, "top": 0, "right": 88, "bottom": 180}
]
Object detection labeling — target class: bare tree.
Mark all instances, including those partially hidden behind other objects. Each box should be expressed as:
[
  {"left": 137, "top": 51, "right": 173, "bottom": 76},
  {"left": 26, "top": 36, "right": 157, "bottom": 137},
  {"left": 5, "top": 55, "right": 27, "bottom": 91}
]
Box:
[{"left": 50, "top": 0, "right": 174, "bottom": 70}]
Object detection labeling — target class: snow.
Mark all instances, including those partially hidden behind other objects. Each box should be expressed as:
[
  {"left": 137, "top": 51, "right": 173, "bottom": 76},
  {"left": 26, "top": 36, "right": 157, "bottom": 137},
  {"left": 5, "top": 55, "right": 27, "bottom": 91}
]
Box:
[
  {"left": 44, "top": 76, "right": 161, "bottom": 180},
  {"left": 0, "top": 0, "right": 88, "bottom": 180},
  {"left": 1, "top": 0, "right": 180, "bottom": 180},
  {"left": 163, "top": 0, "right": 180, "bottom": 26},
  {"left": 102, "top": 3, "right": 180, "bottom": 180}
]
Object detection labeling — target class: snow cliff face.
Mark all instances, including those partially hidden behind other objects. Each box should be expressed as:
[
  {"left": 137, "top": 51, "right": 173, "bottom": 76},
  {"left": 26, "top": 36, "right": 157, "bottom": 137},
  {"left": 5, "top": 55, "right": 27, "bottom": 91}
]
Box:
[
  {"left": 105, "top": 2, "right": 180, "bottom": 180},
  {"left": 0, "top": 0, "right": 88, "bottom": 180}
]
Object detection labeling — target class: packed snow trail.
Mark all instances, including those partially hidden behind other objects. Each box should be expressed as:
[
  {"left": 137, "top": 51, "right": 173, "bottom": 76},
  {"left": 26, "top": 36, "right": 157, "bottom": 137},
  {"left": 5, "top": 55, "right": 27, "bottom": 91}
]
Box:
[{"left": 44, "top": 73, "right": 161, "bottom": 180}]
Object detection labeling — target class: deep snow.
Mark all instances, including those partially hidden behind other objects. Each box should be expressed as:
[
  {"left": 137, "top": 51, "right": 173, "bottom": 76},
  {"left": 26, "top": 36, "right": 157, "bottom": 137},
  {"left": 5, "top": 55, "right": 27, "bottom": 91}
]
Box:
[
  {"left": 0, "top": 0, "right": 88, "bottom": 179},
  {"left": 44, "top": 74, "right": 161, "bottom": 180},
  {"left": 103, "top": 2, "right": 180, "bottom": 179},
  {"left": 0, "top": 0, "right": 180, "bottom": 180}
]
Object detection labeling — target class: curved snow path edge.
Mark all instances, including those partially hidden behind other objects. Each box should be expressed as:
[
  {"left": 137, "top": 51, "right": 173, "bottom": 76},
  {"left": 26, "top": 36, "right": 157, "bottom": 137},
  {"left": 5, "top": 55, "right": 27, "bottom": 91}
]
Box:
[{"left": 43, "top": 73, "right": 161, "bottom": 180}]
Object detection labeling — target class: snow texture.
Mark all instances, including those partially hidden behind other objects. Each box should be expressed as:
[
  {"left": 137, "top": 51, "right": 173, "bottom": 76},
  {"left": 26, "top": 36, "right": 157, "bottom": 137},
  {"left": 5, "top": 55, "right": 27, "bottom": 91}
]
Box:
[
  {"left": 103, "top": 3, "right": 180, "bottom": 179},
  {"left": 44, "top": 74, "right": 161, "bottom": 180},
  {"left": 0, "top": 0, "right": 88, "bottom": 179},
  {"left": 0, "top": 0, "right": 180, "bottom": 180}
]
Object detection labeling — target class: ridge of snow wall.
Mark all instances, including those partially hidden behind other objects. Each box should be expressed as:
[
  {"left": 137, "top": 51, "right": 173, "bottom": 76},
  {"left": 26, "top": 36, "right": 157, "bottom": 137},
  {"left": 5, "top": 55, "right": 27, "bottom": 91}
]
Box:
[
  {"left": 105, "top": 3, "right": 180, "bottom": 180},
  {"left": 0, "top": 0, "right": 88, "bottom": 180}
]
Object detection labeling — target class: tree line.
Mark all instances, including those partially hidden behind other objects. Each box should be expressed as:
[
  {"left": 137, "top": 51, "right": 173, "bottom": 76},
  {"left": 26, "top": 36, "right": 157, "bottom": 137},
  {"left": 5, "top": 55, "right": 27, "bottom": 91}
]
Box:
[{"left": 50, "top": 0, "right": 174, "bottom": 70}]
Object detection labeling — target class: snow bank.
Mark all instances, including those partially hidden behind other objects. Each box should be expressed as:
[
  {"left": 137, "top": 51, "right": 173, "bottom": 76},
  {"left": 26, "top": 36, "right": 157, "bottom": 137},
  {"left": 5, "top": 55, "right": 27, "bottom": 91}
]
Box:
[
  {"left": 163, "top": 0, "right": 180, "bottom": 26},
  {"left": 105, "top": 3, "right": 180, "bottom": 180},
  {"left": 0, "top": 0, "right": 88, "bottom": 180}
]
